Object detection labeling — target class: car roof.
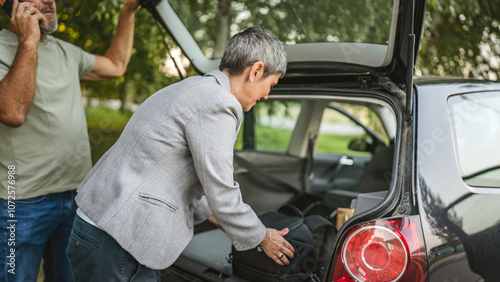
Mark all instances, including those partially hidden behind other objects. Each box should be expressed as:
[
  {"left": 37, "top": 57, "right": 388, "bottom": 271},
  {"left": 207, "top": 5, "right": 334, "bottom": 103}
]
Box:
[{"left": 414, "top": 76, "right": 500, "bottom": 96}]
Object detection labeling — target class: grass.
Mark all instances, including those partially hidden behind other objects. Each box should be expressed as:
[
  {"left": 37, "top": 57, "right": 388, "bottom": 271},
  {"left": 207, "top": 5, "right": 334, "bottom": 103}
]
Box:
[
  {"left": 86, "top": 107, "right": 133, "bottom": 164},
  {"left": 316, "top": 134, "right": 371, "bottom": 156},
  {"left": 236, "top": 123, "right": 369, "bottom": 156}
]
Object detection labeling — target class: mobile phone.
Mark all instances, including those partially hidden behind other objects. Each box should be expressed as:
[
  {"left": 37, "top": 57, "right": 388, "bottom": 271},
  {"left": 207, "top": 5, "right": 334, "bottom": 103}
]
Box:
[
  {"left": 2, "top": 0, "right": 24, "bottom": 17},
  {"left": 3, "top": 0, "right": 41, "bottom": 29}
]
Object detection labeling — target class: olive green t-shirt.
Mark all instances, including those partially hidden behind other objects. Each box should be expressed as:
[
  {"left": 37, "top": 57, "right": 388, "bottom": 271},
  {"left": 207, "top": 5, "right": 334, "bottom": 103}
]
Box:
[{"left": 0, "top": 29, "right": 95, "bottom": 200}]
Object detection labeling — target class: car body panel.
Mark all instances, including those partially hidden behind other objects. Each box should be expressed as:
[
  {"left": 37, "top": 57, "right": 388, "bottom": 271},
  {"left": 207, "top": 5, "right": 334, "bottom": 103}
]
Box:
[{"left": 415, "top": 81, "right": 500, "bottom": 281}]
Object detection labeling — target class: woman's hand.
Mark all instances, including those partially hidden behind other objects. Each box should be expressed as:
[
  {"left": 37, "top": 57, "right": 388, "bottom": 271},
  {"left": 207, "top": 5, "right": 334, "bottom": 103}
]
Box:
[
  {"left": 259, "top": 228, "right": 295, "bottom": 266},
  {"left": 207, "top": 215, "right": 224, "bottom": 231}
]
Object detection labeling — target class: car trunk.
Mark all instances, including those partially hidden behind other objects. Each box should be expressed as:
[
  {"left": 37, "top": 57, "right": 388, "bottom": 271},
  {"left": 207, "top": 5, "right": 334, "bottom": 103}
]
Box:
[{"left": 163, "top": 86, "right": 409, "bottom": 282}]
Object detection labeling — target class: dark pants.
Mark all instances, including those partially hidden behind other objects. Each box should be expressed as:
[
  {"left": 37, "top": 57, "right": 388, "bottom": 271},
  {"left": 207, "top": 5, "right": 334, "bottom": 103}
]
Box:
[
  {"left": 1, "top": 190, "right": 77, "bottom": 282},
  {"left": 66, "top": 214, "right": 161, "bottom": 281}
]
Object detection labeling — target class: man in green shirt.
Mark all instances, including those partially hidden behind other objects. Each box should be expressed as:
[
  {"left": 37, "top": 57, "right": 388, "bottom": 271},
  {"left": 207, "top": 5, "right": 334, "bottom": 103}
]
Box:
[{"left": 0, "top": 0, "right": 141, "bottom": 280}]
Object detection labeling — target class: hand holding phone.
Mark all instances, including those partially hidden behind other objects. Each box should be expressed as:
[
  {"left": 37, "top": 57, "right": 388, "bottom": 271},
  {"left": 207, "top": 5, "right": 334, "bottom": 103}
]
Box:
[
  {"left": 2, "top": 0, "right": 22, "bottom": 17},
  {"left": 3, "top": 0, "right": 44, "bottom": 28},
  {"left": 3, "top": 0, "right": 45, "bottom": 44}
]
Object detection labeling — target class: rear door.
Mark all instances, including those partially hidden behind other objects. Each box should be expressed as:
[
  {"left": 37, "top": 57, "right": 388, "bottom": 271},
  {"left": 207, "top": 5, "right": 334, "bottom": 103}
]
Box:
[{"left": 312, "top": 103, "right": 390, "bottom": 193}]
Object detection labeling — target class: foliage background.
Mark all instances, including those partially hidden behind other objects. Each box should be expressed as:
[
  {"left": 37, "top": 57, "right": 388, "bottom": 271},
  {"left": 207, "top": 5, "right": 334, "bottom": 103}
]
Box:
[
  {"left": 1, "top": 0, "right": 499, "bottom": 164},
  {"left": 1, "top": 0, "right": 499, "bottom": 103},
  {"left": 419, "top": 0, "right": 500, "bottom": 79},
  {"left": 1, "top": 0, "right": 192, "bottom": 109}
]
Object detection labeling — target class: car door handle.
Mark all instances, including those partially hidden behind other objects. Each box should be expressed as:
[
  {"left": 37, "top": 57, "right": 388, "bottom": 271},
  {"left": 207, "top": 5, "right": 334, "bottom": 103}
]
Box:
[
  {"left": 339, "top": 155, "right": 354, "bottom": 166},
  {"left": 328, "top": 155, "right": 354, "bottom": 183}
]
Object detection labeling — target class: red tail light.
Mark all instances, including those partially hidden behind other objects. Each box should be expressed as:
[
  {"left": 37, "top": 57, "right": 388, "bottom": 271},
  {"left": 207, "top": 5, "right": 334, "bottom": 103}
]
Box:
[{"left": 332, "top": 216, "right": 427, "bottom": 282}]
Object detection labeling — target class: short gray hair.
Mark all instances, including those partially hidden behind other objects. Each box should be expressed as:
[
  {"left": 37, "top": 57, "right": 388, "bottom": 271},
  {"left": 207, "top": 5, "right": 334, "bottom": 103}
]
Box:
[{"left": 219, "top": 26, "right": 287, "bottom": 78}]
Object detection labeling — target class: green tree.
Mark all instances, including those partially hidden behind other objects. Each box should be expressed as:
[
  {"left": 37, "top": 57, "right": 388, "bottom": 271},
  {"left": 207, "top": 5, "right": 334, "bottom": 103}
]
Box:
[
  {"left": 55, "top": 0, "right": 181, "bottom": 108},
  {"left": 2, "top": 0, "right": 499, "bottom": 102},
  {"left": 0, "top": 0, "right": 183, "bottom": 109},
  {"left": 164, "top": 0, "right": 500, "bottom": 81},
  {"left": 416, "top": 1, "right": 500, "bottom": 80}
]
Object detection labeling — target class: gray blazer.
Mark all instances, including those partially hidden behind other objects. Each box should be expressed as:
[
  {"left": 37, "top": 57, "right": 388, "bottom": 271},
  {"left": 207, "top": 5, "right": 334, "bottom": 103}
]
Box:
[{"left": 76, "top": 70, "right": 266, "bottom": 270}]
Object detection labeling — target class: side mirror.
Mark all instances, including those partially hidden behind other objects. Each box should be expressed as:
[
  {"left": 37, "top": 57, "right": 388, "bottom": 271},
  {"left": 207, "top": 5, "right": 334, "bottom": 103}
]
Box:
[{"left": 348, "top": 135, "right": 375, "bottom": 153}]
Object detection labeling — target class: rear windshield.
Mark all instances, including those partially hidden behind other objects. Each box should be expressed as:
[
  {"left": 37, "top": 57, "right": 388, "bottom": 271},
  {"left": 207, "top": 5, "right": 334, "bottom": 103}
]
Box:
[
  {"left": 448, "top": 92, "right": 500, "bottom": 188},
  {"left": 168, "top": 0, "right": 394, "bottom": 58}
]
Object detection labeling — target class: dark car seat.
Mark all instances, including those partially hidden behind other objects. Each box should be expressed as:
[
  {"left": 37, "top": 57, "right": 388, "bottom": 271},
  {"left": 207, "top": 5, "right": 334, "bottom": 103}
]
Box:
[{"left": 354, "top": 145, "right": 394, "bottom": 193}]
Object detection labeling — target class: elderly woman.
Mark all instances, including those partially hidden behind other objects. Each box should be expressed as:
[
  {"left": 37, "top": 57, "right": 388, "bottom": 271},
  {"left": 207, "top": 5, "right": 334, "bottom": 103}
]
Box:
[{"left": 66, "top": 26, "right": 294, "bottom": 281}]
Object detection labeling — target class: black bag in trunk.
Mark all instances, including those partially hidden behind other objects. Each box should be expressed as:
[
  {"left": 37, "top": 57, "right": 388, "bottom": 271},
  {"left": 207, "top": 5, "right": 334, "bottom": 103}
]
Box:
[{"left": 231, "top": 206, "right": 335, "bottom": 282}]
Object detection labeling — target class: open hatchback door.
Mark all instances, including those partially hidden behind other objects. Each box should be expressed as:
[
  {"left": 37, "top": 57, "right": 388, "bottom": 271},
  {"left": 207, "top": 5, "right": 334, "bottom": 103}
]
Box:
[{"left": 141, "top": 0, "right": 425, "bottom": 87}]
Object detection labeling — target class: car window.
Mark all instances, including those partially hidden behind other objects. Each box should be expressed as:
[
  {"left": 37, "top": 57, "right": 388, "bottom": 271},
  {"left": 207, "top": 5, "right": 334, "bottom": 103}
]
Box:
[
  {"left": 168, "top": 0, "right": 394, "bottom": 56},
  {"left": 235, "top": 100, "right": 302, "bottom": 153},
  {"left": 316, "top": 103, "right": 388, "bottom": 156},
  {"left": 448, "top": 92, "right": 500, "bottom": 188}
]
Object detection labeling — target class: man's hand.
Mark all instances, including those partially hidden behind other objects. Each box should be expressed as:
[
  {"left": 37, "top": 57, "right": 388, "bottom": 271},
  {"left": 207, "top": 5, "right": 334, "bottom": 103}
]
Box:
[
  {"left": 259, "top": 228, "right": 295, "bottom": 266},
  {"left": 8, "top": 0, "right": 46, "bottom": 46},
  {"left": 122, "top": 0, "right": 141, "bottom": 14},
  {"left": 0, "top": 0, "right": 43, "bottom": 127}
]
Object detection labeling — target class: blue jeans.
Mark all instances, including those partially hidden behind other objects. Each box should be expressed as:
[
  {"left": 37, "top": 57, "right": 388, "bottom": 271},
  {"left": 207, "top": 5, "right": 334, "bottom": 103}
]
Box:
[
  {"left": 66, "top": 214, "right": 161, "bottom": 281},
  {"left": 0, "top": 190, "right": 77, "bottom": 282}
]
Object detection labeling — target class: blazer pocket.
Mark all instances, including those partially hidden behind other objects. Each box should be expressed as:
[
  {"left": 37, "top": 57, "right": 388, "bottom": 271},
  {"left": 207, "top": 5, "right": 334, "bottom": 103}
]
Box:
[{"left": 138, "top": 192, "right": 178, "bottom": 212}]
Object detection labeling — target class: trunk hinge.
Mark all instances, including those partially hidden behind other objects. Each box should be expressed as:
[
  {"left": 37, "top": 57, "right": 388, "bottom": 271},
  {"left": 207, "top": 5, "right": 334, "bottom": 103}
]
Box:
[
  {"left": 139, "top": 0, "right": 161, "bottom": 10},
  {"left": 357, "top": 76, "right": 371, "bottom": 89}
]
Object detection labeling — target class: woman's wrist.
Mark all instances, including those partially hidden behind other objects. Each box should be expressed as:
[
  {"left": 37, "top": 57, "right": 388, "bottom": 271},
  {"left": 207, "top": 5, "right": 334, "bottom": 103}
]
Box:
[{"left": 259, "top": 228, "right": 271, "bottom": 247}]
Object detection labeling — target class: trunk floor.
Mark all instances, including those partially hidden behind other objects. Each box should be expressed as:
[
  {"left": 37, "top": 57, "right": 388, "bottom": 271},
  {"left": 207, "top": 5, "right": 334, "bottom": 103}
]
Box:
[{"left": 180, "top": 228, "right": 233, "bottom": 274}]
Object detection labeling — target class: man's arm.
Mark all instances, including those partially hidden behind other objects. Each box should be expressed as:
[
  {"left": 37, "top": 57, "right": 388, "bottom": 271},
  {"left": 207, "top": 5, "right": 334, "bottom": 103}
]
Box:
[
  {"left": 83, "top": 0, "right": 140, "bottom": 81},
  {"left": 0, "top": 0, "right": 45, "bottom": 127}
]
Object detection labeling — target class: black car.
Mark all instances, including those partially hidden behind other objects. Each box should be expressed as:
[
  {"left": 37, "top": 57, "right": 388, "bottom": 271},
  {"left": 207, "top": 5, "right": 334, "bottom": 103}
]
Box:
[{"left": 139, "top": 0, "right": 500, "bottom": 281}]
